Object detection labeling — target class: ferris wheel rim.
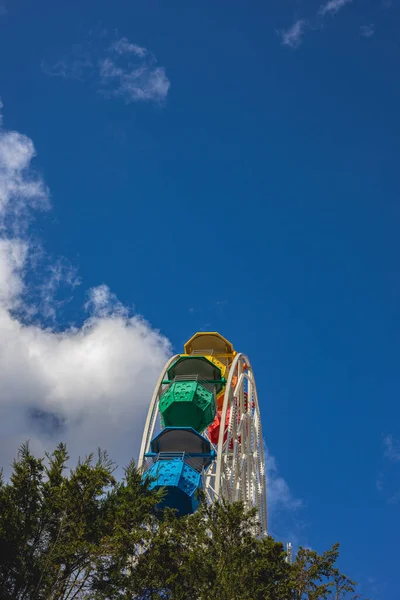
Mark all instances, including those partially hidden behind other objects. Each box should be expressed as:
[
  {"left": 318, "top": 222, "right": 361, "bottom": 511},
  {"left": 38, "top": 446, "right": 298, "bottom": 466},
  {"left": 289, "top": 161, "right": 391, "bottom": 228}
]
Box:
[
  {"left": 137, "top": 353, "right": 179, "bottom": 471},
  {"left": 212, "top": 351, "right": 267, "bottom": 535}
]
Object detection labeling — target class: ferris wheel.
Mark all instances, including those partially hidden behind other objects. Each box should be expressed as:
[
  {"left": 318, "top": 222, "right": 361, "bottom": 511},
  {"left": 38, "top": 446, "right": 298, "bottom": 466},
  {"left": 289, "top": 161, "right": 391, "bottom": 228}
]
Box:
[{"left": 138, "top": 332, "right": 267, "bottom": 536}]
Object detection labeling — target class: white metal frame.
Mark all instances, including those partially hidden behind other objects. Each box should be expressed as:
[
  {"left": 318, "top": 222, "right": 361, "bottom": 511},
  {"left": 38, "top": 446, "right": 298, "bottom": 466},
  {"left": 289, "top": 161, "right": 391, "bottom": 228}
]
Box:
[{"left": 138, "top": 352, "right": 268, "bottom": 536}]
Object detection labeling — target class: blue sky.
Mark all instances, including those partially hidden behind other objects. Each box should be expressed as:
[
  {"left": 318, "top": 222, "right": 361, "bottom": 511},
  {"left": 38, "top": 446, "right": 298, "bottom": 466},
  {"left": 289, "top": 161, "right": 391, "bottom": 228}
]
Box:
[{"left": 0, "top": 0, "right": 399, "bottom": 597}]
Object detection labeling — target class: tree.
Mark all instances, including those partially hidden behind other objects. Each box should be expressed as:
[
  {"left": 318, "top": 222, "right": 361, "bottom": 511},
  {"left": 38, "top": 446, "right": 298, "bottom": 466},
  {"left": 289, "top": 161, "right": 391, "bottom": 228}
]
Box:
[
  {"left": 109, "top": 500, "right": 364, "bottom": 600},
  {"left": 0, "top": 442, "right": 160, "bottom": 599},
  {"left": 0, "top": 443, "right": 368, "bottom": 600},
  {"left": 289, "top": 543, "right": 364, "bottom": 600}
]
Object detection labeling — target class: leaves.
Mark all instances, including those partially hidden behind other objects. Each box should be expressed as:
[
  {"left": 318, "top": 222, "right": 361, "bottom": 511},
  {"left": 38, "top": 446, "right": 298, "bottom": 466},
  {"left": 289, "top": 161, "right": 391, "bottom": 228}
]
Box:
[{"left": 0, "top": 443, "right": 368, "bottom": 600}]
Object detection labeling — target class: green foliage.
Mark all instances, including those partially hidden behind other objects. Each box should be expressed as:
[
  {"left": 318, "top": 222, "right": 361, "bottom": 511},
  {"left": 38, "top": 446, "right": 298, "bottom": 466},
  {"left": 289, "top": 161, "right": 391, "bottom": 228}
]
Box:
[
  {"left": 0, "top": 442, "right": 160, "bottom": 599},
  {"left": 290, "top": 544, "right": 362, "bottom": 600},
  {"left": 0, "top": 443, "right": 368, "bottom": 600}
]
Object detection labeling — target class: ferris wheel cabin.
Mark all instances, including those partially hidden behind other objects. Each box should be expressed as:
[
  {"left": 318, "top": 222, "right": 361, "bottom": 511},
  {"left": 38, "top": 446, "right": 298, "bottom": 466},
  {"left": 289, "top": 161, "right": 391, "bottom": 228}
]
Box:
[{"left": 142, "top": 332, "right": 236, "bottom": 516}]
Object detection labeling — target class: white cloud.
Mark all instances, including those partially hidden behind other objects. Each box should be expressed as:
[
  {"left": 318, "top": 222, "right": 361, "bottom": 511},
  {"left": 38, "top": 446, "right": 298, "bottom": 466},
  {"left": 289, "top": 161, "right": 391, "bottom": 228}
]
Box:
[
  {"left": 383, "top": 434, "right": 400, "bottom": 462},
  {"left": 99, "top": 41, "right": 170, "bottom": 103},
  {"left": 0, "top": 238, "right": 28, "bottom": 307},
  {"left": 360, "top": 24, "right": 375, "bottom": 38},
  {"left": 111, "top": 38, "right": 147, "bottom": 58},
  {"left": 281, "top": 0, "right": 353, "bottom": 49},
  {"left": 0, "top": 124, "right": 49, "bottom": 232},
  {"left": 0, "top": 104, "right": 171, "bottom": 476},
  {"left": 319, "top": 0, "right": 352, "bottom": 16},
  {"left": 266, "top": 453, "right": 303, "bottom": 513},
  {"left": 280, "top": 20, "right": 307, "bottom": 49},
  {"left": 266, "top": 451, "right": 304, "bottom": 546},
  {"left": 42, "top": 33, "right": 170, "bottom": 104}
]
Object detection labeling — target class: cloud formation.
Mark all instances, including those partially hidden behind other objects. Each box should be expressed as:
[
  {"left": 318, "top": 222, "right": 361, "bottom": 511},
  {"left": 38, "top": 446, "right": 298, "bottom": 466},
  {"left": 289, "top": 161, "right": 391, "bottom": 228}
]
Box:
[
  {"left": 319, "top": 0, "right": 352, "bottom": 17},
  {"left": 111, "top": 38, "right": 147, "bottom": 58},
  {"left": 377, "top": 435, "right": 400, "bottom": 504},
  {"left": 280, "top": 0, "right": 352, "bottom": 49},
  {"left": 383, "top": 434, "right": 400, "bottom": 463},
  {"left": 267, "top": 453, "right": 302, "bottom": 513},
  {"left": 360, "top": 24, "right": 375, "bottom": 38},
  {"left": 42, "top": 33, "right": 170, "bottom": 104},
  {"left": 266, "top": 452, "right": 304, "bottom": 544},
  {"left": 0, "top": 103, "right": 171, "bottom": 475},
  {"left": 280, "top": 20, "right": 308, "bottom": 49},
  {"left": 99, "top": 56, "right": 170, "bottom": 104}
]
